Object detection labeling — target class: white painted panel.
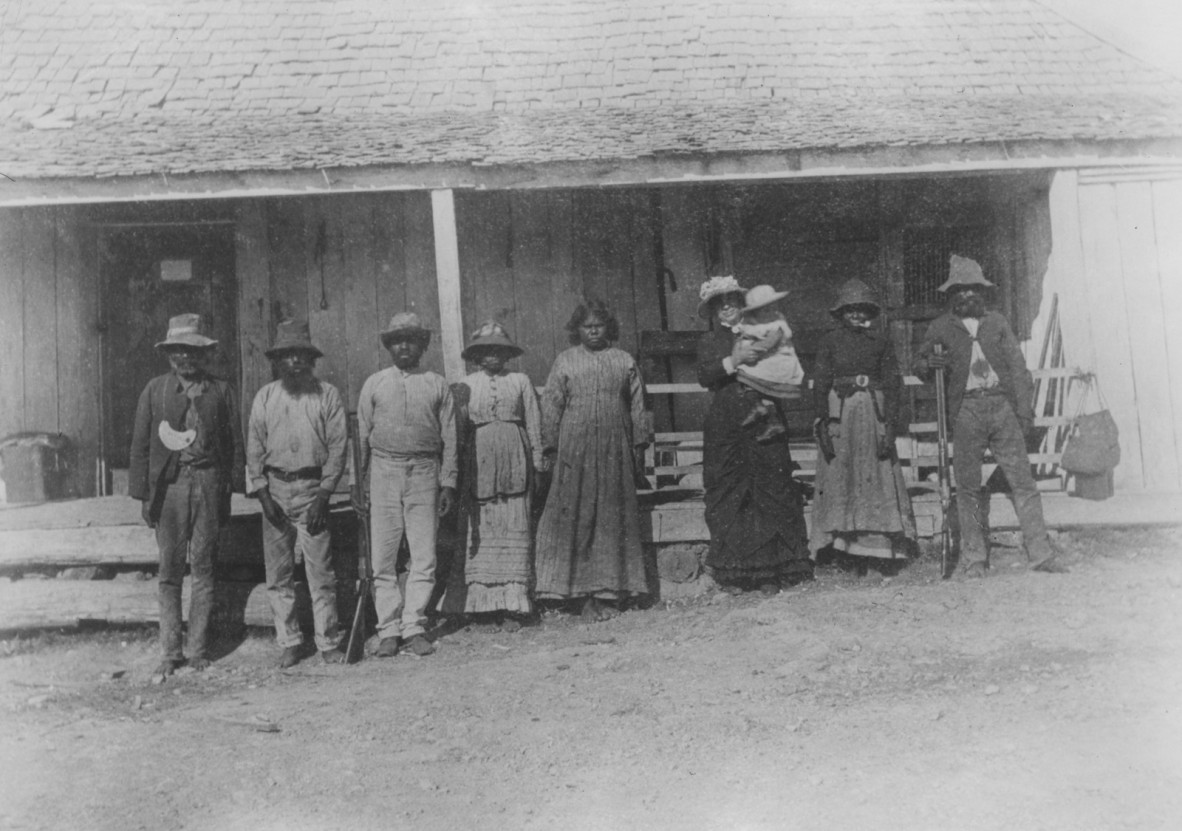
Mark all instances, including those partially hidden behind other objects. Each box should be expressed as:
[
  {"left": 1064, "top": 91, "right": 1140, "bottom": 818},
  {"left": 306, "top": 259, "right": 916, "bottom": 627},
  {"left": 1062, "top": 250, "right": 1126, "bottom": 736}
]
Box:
[
  {"left": 1076, "top": 184, "right": 1144, "bottom": 489},
  {"left": 1151, "top": 179, "right": 1182, "bottom": 486},
  {"left": 1115, "top": 182, "right": 1179, "bottom": 490}
]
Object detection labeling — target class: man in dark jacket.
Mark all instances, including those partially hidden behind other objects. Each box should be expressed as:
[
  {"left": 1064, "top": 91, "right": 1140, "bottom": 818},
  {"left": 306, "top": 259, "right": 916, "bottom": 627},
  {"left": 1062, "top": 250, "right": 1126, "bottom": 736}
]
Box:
[
  {"left": 914, "top": 256, "right": 1065, "bottom": 578},
  {"left": 129, "top": 314, "right": 245, "bottom": 678}
]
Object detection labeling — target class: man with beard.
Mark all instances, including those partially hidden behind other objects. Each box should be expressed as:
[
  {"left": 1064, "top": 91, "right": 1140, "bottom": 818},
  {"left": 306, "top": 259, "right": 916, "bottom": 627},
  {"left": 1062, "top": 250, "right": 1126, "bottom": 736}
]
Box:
[
  {"left": 130, "top": 314, "right": 245, "bottom": 680},
  {"left": 247, "top": 320, "right": 348, "bottom": 667},
  {"left": 915, "top": 255, "right": 1066, "bottom": 578},
  {"left": 357, "top": 312, "right": 457, "bottom": 658}
]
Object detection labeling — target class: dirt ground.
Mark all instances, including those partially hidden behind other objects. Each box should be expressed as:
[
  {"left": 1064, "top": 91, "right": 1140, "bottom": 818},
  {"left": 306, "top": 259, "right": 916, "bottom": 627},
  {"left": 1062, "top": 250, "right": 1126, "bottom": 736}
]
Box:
[{"left": 2, "top": 527, "right": 1181, "bottom": 831}]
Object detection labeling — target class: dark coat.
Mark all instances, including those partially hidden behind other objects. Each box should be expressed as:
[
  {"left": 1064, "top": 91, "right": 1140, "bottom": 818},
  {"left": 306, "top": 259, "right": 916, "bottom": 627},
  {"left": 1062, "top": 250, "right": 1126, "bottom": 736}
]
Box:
[
  {"left": 913, "top": 310, "right": 1034, "bottom": 423},
  {"left": 811, "top": 325, "right": 904, "bottom": 433},
  {"left": 696, "top": 327, "right": 808, "bottom": 575},
  {"left": 128, "top": 371, "right": 245, "bottom": 517}
]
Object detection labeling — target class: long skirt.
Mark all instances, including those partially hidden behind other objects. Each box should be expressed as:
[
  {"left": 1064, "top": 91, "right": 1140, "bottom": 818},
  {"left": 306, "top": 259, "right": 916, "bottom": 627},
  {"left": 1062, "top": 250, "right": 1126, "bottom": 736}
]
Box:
[
  {"left": 463, "top": 492, "right": 533, "bottom": 614},
  {"left": 809, "top": 389, "right": 916, "bottom": 559}
]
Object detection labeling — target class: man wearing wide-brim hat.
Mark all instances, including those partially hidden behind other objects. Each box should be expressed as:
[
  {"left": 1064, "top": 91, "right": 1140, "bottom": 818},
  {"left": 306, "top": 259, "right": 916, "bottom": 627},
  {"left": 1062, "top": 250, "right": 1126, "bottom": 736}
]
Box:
[
  {"left": 129, "top": 313, "right": 245, "bottom": 680},
  {"left": 246, "top": 320, "right": 348, "bottom": 667},
  {"left": 914, "top": 255, "right": 1066, "bottom": 577},
  {"left": 357, "top": 312, "right": 457, "bottom": 658}
]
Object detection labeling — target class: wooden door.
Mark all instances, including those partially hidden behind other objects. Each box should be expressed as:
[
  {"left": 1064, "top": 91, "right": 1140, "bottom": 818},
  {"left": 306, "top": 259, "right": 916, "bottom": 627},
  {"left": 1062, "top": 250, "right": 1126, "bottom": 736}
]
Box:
[{"left": 99, "top": 224, "right": 238, "bottom": 469}]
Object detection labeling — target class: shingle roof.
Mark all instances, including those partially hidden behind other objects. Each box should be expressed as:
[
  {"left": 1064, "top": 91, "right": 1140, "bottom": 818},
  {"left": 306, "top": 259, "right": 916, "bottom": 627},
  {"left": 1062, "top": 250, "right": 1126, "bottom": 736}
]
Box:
[{"left": 2, "top": 0, "right": 1180, "bottom": 180}]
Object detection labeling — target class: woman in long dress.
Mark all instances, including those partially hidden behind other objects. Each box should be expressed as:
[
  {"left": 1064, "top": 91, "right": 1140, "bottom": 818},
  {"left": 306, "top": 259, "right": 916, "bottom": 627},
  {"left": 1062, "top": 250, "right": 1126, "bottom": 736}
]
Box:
[
  {"left": 809, "top": 279, "right": 916, "bottom": 573},
  {"left": 695, "top": 276, "right": 812, "bottom": 595},
  {"left": 534, "top": 300, "right": 650, "bottom": 621},
  {"left": 456, "top": 322, "right": 545, "bottom": 630}
]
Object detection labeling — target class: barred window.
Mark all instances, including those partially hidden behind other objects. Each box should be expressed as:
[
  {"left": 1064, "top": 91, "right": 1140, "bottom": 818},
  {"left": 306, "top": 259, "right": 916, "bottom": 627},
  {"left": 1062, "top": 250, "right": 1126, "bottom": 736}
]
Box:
[{"left": 903, "top": 227, "right": 986, "bottom": 306}]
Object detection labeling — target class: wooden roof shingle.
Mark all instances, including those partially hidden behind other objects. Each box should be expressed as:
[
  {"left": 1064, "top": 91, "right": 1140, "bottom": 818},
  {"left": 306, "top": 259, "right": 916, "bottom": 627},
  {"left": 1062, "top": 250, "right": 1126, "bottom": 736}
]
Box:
[{"left": 1, "top": 0, "right": 1180, "bottom": 181}]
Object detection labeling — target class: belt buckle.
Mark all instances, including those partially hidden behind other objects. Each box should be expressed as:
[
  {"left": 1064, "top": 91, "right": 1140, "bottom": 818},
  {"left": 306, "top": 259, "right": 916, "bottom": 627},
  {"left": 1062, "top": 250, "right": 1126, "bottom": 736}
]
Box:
[{"left": 854, "top": 374, "right": 870, "bottom": 389}]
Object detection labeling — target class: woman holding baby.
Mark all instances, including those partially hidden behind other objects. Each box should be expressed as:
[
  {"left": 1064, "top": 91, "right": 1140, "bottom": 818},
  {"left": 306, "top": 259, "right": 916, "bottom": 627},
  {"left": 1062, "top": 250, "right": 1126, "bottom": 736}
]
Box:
[{"left": 695, "top": 276, "right": 812, "bottom": 596}]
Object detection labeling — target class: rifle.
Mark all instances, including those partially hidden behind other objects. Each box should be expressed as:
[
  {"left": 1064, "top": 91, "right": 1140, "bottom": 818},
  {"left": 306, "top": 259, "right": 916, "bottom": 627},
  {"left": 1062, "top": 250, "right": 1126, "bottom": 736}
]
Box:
[
  {"left": 933, "top": 344, "right": 954, "bottom": 579},
  {"left": 345, "top": 412, "right": 374, "bottom": 663}
]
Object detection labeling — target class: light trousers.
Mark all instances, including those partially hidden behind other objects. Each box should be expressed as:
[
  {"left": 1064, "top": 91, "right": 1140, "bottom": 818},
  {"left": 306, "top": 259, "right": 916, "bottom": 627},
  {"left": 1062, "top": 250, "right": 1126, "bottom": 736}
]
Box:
[
  {"left": 369, "top": 455, "right": 439, "bottom": 639},
  {"left": 261, "top": 475, "right": 340, "bottom": 652}
]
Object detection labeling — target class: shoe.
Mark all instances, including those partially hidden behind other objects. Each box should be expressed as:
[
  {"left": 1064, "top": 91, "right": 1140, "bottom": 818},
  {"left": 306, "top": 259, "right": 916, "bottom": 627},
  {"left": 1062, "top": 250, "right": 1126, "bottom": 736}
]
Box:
[
  {"left": 375, "top": 637, "right": 401, "bottom": 658},
  {"left": 153, "top": 658, "right": 183, "bottom": 681},
  {"left": 321, "top": 648, "right": 345, "bottom": 665},
  {"left": 1032, "top": 556, "right": 1068, "bottom": 574},
  {"left": 500, "top": 617, "right": 523, "bottom": 633},
  {"left": 405, "top": 634, "right": 435, "bottom": 656},
  {"left": 719, "top": 584, "right": 743, "bottom": 597},
  {"left": 279, "top": 646, "right": 302, "bottom": 669},
  {"left": 962, "top": 561, "right": 989, "bottom": 579},
  {"left": 188, "top": 657, "right": 211, "bottom": 672},
  {"left": 784, "top": 564, "right": 815, "bottom": 586},
  {"left": 758, "top": 582, "right": 780, "bottom": 597}
]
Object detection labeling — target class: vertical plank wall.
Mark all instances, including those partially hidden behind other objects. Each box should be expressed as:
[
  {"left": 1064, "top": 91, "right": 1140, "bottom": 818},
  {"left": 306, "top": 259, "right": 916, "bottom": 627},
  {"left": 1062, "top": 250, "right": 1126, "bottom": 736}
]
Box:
[
  {"left": 1043, "top": 170, "right": 1182, "bottom": 491},
  {"left": 236, "top": 193, "right": 440, "bottom": 419},
  {"left": 0, "top": 206, "right": 99, "bottom": 498}
]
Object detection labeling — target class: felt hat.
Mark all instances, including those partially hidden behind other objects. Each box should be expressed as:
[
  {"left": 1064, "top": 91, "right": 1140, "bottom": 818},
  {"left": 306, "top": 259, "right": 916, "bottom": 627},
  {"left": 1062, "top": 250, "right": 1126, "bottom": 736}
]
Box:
[
  {"left": 938, "top": 254, "right": 995, "bottom": 293},
  {"left": 155, "top": 313, "right": 217, "bottom": 349},
  {"left": 697, "top": 275, "right": 746, "bottom": 320},
  {"left": 829, "top": 279, "right": 881, "bottom": 319},
  {"left": 380, "top": 312, "right": 431, "bottom": 344},
  {"left": 741, "top": 284, "right": 790, "bottom": 314},
  {"left": 265, "top": 319, "right": 323, "bottom": 360},
  {"left": 461, "top": 321, "right": 524, "bottom": 360}
]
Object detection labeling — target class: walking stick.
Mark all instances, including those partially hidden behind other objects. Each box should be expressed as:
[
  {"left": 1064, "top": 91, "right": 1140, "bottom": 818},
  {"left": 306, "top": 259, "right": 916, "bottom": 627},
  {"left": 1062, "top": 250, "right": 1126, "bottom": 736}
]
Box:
[
  {"left": 933, "top": 344, "right": 954, "bottom": 579},
  {"left": 345, "top": 413, "right": 374, "bottom": 663}
]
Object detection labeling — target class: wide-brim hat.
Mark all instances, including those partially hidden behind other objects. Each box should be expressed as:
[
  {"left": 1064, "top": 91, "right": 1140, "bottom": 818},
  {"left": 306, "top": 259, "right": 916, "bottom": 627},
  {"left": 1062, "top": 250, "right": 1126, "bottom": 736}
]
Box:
[
  {"left": 697, "top": 275, "right": 746, "bottom": 320},
  {"left": 156, "top": 313, "right": 217, "bottom": 349},
  {"left": 741, "top": 284, "right": 790, "bottom": 314},
  {"left": 265, "top": 319, "right": 323, "bottom": 360},
  {"left": 829, "top": 279, "right": 882, "bottom": 318},
  {"left": 380, "top": 311, "right": 431, "bottom": 344},
  {"left": 937, "top": 254, "right": 995, "bottom": 293},
  {"left": 461, "top": 321, "right": 524, "bottom": 360}
]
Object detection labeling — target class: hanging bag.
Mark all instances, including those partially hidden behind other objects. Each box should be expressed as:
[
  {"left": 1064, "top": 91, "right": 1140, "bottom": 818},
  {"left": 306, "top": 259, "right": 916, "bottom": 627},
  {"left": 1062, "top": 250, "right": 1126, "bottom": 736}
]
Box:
[{"left": 1060, "top": 376, "right": 1120, "bottom": 476}]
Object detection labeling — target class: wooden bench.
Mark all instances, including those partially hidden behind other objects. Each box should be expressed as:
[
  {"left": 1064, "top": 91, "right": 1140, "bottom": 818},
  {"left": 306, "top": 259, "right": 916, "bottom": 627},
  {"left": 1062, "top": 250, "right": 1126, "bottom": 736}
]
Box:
[{"left": 641, "top": 368, "right": 1080, "bottom": 497}]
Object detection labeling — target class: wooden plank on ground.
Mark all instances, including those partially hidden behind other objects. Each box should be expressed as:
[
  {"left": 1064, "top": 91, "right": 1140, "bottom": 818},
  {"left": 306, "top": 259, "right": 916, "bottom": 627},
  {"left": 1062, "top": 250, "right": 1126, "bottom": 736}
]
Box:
[
  {"left": 1114, "top": 181, "right": 1179, "bottom": 490},
  {"left": 0, "top": 525, "right": 157, "bottom": 569},
  {"left": 1076, "top": 183, "right": 1144, "bottom": 489},
  {"left": 0, "top": 208, "right": 26, "bottom": 441},
  {"left": 0, "top": 578, "right": 276, "bottom": 631},
  {"left": 21, "top": 208, "right": 58, "bottom": 431},
  {"left": 1151, "top": 179, "right": 1182, "bottom": 490}
]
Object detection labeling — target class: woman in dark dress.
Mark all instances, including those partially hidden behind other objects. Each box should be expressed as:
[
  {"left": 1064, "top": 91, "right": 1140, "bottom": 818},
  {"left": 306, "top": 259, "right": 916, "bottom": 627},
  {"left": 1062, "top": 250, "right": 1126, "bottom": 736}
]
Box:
[
  {"left": 695, "top": 276, "right": 812, "bottom": 595},
  {"left": 809, "top": 279, "right": 916, "bottom": 573}
]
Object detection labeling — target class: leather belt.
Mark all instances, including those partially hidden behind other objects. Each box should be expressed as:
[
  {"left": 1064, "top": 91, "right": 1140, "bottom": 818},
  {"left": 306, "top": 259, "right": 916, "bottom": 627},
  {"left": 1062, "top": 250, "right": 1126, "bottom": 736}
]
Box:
[
  {"left": 264, "top": 465, "right": 322, "bottom": 482},
  {"left": 962, "top": 388, "right": 1005, "bottom": 399}
]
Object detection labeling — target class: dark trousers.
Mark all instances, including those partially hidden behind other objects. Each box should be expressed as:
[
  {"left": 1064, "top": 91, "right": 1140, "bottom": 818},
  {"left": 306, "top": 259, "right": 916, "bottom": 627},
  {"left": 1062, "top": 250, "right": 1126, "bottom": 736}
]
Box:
[
  {"left": 156, "top": 467, "right": 222, "bottom": 661},
  {"left": 952, "top": 395, "right": 1052, "bottom": 567}
]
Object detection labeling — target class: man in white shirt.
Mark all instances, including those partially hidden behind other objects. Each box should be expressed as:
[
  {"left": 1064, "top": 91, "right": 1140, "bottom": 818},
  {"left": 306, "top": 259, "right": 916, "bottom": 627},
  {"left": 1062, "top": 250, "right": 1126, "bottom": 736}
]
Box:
[{"left": 357, "top": 313, "right": 457, "bottom": 658}]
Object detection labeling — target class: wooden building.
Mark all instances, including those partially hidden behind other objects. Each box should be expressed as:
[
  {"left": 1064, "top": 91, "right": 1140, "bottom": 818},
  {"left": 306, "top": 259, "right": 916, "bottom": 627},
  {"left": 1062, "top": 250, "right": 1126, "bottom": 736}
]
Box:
[{"left": 3, "top": 0, "right": 1182, "bottom": 502}]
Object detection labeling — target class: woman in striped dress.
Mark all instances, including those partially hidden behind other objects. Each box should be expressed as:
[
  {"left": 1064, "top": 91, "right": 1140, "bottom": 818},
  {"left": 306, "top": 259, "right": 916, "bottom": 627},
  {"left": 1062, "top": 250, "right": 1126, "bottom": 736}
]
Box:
[
  {"left": 456, "top": 322, "right": 545, "bottom": 631},
  {"left": 534, "top": 300, "right": 651, "bottom": 621}
]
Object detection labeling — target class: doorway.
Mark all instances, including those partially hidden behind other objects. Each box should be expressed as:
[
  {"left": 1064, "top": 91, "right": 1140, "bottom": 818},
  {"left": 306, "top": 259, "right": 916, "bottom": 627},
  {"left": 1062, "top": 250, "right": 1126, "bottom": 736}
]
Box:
[{"left": 98, "top": 223, "right": 238, "bottom": 473}]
